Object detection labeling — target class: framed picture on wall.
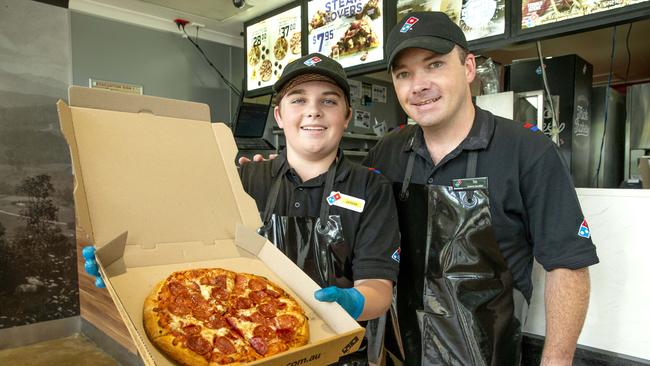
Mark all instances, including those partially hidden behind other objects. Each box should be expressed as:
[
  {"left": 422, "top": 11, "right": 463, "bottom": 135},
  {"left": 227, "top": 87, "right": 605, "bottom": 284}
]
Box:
[
  {"left": 245, "top": 1, "right": 303, "bottom": 96},
  {"left": 306, "top": 0, "right": 388, "bottom": 75},
  {"left": 394, "top": 0, "right": 509, "bottom": 50},
  {"left": 514, "top": 0, "right": 650, "bottom": 42}
]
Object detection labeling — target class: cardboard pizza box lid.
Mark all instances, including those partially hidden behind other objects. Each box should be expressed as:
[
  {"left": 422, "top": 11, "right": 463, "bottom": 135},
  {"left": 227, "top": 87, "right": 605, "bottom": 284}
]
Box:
[
  {"left": 58, "top": 86, "right": 261, "bottom": 258},
  {"left": 57, "top": 86, "right": 365, "bottom": 365}
]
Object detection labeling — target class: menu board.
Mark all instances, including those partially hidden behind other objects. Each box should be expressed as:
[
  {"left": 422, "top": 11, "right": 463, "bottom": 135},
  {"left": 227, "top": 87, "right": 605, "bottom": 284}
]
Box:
[
  {"left": 396, "top": 0, "right": 506, "bottom": 41},
  {"left": 307, "top": 0, "right": 384, "bottom": 69},
  {"left": 521, "top": 0, "right": 649, "bottom": 29},
  {"left": 246, "top": 6, "right": 302, "bottom": 93}
]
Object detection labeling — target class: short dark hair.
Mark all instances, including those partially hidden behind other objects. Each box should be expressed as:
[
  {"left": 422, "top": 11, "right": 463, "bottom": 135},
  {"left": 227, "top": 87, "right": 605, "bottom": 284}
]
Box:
[{"left": 456, "top": 46, "right": 469, "bottom": 65}]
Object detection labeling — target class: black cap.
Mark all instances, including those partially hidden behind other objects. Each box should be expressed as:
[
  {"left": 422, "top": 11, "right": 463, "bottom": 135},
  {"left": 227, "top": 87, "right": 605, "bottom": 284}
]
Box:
[
  {"left": 273, "top": 53, "right": 350, "bottom": 102},
  {"left": 386, "top": 11, "right": 468, "bottom": 69}
]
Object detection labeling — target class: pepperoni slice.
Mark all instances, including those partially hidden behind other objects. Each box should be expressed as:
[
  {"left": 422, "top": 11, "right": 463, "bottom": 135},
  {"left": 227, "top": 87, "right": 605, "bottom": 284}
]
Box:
[
  {"left": 205, "top": 314, "right": 229, "bottom": 329},
  {"left": 235, "top": 274, "right": 248, "bottom": 291},
  {"left": 189, "top": 293, "right": 208, "bottom": 306},
  {"left": 249, "top": 336, "right": 268, "bottom": 355},
  {"left": 235, "top": 297, "right": 253, "bottom": 309},
  {"left": 211, "top": 288, "right": 230, "bottom": 302},
  {"left": 213, "top": 336, "right": 236, "bottom": 355},
  {"left": 167, "top": 281, "right": 188, "bottom": 296},
  {"left": 192, "top": 305, "right": 213, "bottom": 320},
  {"left": 158, "top": 315, "right": 170, "bottom": 328},
  {"left": 273, "top": 299, "right": 287, "bottom": 310},
  {"left": 276, "top": 327, "right": 295, "bottom": 342},
  {"left": 201, "top": 274, "right": 227, "bottom": 288},
  {"left": 225, "top": 317, "right": 245, "bottom": 338},
  {"left": 248, "top": 278, "right": 267, "bottom": 291},
  {"left": 250, "top": 312, "right": 270, "bottom": 325},
  {"left": 257, "top": 302, "right": 276, "bottom": 318},
  {"left": 265, "top": 289, "right": 281, "bottom": 298},
  {"left": 213, "top": 275, "right": 228, "bottom": 289},
  {"left": 276, "top": 314, "right": 298, "bottom": 330},
  {"left": 182, "top": 324, "right": 202, "bottom": 335},
  {"left": 168, "top": 303, "right": 190, "bottom": 316},
  {"left": 250, "top": 290, "right": 269, "bottom": 304},
  {"left": 186, "top": 335, "right": 212, "bottom": 355},
  {"left": 253, "top": 325, "right": 276, "bottom": 341},
  {"left": 186, "top": 281, "right": 200, "bottom": 293}
]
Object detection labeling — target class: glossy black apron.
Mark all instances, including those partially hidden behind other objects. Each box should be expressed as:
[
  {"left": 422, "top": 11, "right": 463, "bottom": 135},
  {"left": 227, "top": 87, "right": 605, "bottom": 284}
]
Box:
[
  {"left": 257, "top": 159, "right": 375, "bottom": 366},
  {"left": 388, "top": 145, "right": 523, "bottom": 366}
]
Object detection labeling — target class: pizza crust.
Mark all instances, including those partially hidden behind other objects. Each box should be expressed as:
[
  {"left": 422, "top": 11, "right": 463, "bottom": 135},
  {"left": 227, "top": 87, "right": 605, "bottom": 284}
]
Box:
[{"left": 143, "top": 280, "right": 165, "bottom": 341}]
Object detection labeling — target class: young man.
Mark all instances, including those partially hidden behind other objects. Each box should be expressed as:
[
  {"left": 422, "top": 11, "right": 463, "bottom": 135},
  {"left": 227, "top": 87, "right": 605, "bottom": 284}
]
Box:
[
  {"left": 363, "top": 12, "right": 599, "bottom": 366},
  {"left": 239, "top": 53, "right": 400, "bottom": 365}
]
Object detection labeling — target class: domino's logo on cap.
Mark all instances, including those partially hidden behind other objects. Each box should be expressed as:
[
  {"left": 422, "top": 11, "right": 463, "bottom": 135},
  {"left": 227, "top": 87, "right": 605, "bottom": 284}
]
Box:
[
  {"left": 400, "top": 16, "right": 419, "bottom": 33},
  {"left": 304, "top": 56, "right": 322, "bottom": 66}
]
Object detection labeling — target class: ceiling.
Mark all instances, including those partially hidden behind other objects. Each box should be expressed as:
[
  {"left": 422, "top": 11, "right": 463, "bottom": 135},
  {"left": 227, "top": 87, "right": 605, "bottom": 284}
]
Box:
[
  {"left": 68, "top": 0, "right": 296, "bottom": 46},
  {"left": 69, "top": 0, "right": 650, "bottom": 85}
]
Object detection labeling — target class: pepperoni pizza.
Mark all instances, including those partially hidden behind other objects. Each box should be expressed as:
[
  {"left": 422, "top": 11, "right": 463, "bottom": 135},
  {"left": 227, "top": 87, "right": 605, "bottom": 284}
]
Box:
[{"left": 143, "top": 268, "right": 309, "bottom": 365}]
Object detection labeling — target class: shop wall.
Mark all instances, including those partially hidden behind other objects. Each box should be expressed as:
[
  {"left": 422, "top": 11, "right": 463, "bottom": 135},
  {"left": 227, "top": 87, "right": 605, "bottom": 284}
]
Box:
[
  {"left": 0, "top": 0, "right": 79, "bottom": 329},
  {"left": 347, "top": 75, "right": 405, "bottom": 134},
  {"left": 70, "top": 12, "right": 245, "bottom": 125}
]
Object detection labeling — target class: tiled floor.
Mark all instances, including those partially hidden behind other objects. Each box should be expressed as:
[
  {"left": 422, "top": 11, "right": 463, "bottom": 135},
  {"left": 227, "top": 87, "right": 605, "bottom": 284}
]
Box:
[{"left": 0, "top": 333, "right": 118, "bottom": 366}]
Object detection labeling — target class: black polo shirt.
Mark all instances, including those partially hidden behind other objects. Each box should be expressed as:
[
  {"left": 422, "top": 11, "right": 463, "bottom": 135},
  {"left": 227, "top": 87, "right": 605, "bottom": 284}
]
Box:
[
  {"left": 364, "top": 106, "right": 599, "bottom": 300},
  {"left": 239, "top": 150, "right": 400, "bottom": 283}
]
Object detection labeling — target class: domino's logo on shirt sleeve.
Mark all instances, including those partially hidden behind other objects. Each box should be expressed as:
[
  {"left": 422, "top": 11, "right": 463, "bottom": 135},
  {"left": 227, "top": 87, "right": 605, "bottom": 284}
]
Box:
[
  {"left": 523, "top": 122, "right": 540, "bottom": 132},
  {"left": 391, "top": 248, "right": 401, "bottom": 263},
  {"left": 400, "top": 17, "right": 419, "bottom": 33},
  {"left": 304, "top": 56, "right": 322, "bottom": 66},
  {"left": 578, "top": 219, "right": 590, "bottom": 238}
]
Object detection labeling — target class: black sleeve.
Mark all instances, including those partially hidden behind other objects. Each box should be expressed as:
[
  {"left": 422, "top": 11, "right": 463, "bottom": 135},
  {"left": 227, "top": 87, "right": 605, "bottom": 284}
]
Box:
[
  {"left": 361, "top": 144, "right": 377, "bottom": 168},
  {"left": 521, "top": 145, "right": 599, "bottom": 271},
  {"left": 351, "top": 176, "right": 400, "bottom": 283},
  {"left": 238, "top": 161, "right": 266, "bottom": 214}
]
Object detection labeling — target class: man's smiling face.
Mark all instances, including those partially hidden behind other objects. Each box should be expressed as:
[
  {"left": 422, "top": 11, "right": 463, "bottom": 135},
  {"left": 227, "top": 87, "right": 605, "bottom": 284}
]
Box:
[{"left": 391, "top": 47, "right": 475, "bottom": 131}]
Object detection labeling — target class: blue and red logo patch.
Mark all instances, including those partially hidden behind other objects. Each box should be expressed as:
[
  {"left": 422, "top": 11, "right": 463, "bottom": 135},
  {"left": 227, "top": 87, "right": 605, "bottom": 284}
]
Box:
[
  {"left": 303, "top": 56, "right": 322, "bottom": 66},
  {"left": 400, "top": 17, "right": 419, "bottom": 33},
  {"left": 523, "top": 122, "right": 540, "bottom": 132},
  {"left": 391, "top": 248, "right": 401, "bottom": 263},
  {"left": 367, "top": 167, "right": 382, "bottom": 175},
  {"left": 578, "top": 219, "right": 590, "bottom": 238},
  {"left": 326, "top": 192, "right": 342, "bottom": 205}
]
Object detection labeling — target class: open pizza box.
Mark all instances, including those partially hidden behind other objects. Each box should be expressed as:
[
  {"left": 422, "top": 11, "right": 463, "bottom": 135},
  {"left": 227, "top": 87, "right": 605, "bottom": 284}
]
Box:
[{"left": 57, "top": 86, "right": 365, "bottom": 365}]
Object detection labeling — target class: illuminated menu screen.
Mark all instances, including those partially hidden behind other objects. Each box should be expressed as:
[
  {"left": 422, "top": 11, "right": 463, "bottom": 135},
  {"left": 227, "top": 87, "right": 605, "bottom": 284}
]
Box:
[
  {"left": 521, "top": 0, "right": 649, "bottom": 29},
  {"left": 307, "top": 0, "right": 384, "bottom": 69},
  {"left": 396, "top": 0, "right": 506, "bottom": 41},
  {"left": 246, "top": 6, "right": 302, "bottom": 93}
]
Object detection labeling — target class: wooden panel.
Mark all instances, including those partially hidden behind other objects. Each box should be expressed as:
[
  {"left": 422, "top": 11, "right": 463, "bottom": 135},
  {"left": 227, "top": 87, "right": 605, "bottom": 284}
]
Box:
[{"left": 76, "top": 243, "right": 138, "bottom": 355}]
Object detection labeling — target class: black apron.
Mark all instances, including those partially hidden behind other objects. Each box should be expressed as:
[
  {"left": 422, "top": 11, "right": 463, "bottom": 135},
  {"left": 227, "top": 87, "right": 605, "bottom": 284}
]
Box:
[
  {"left": 257, "top": 158, "right": 376, "bottom": 365},
  {"left": 387, "top": 143, "right": 524, "bottom": 366}
]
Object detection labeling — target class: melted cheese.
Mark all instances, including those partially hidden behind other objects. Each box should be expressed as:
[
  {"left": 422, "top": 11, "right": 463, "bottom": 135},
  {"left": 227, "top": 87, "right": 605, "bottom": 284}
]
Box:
[{"left": 199, "top": 285, "right": 212, "bottom": 300}]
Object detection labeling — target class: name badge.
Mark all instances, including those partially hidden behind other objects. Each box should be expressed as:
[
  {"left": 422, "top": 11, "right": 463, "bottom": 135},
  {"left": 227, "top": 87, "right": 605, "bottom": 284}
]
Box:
[
  {"left": 451, "top": 177, "right": 488, "bottom": 190},
  {"left": 326, "top": 191, "right": 365, "bottom": 213}
]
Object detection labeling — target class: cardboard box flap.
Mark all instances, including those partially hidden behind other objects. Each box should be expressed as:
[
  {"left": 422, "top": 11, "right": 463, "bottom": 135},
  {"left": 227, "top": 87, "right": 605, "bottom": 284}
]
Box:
[
  {"left": 58, "top": 86, "right": 261, "bottom": 249},
  {"left": 68, "top": 85, "right": 211, "bottom": 121},
  {"left": 235, "top": 225, "right": 361, "bottom": 334}
]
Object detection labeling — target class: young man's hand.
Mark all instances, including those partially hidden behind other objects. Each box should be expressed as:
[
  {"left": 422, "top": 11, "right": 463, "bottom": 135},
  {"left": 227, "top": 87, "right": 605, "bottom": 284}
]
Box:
[
  {"left": 81, "top": 246, "right": 106, "bottom": 288},
  {"left": 237, "top": 154, "right": 278, "bottom": 166},
  {"left": 314, "top": 286, "right": 365, "bottom": 320}
]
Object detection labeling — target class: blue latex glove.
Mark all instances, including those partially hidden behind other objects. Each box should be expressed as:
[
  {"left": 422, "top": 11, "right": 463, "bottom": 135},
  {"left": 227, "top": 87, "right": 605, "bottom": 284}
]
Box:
[
  {"left": 314, "top": 286, "right": 365, "bottom": 320},
  {"left": 82, "top": 246, "right": 106, "bottom": 288}
]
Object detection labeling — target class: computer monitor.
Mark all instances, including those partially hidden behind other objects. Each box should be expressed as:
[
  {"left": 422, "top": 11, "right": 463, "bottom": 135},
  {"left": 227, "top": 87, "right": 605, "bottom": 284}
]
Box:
[{"left": 232, "top": 95, "right": 272, "bottom": 138}]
